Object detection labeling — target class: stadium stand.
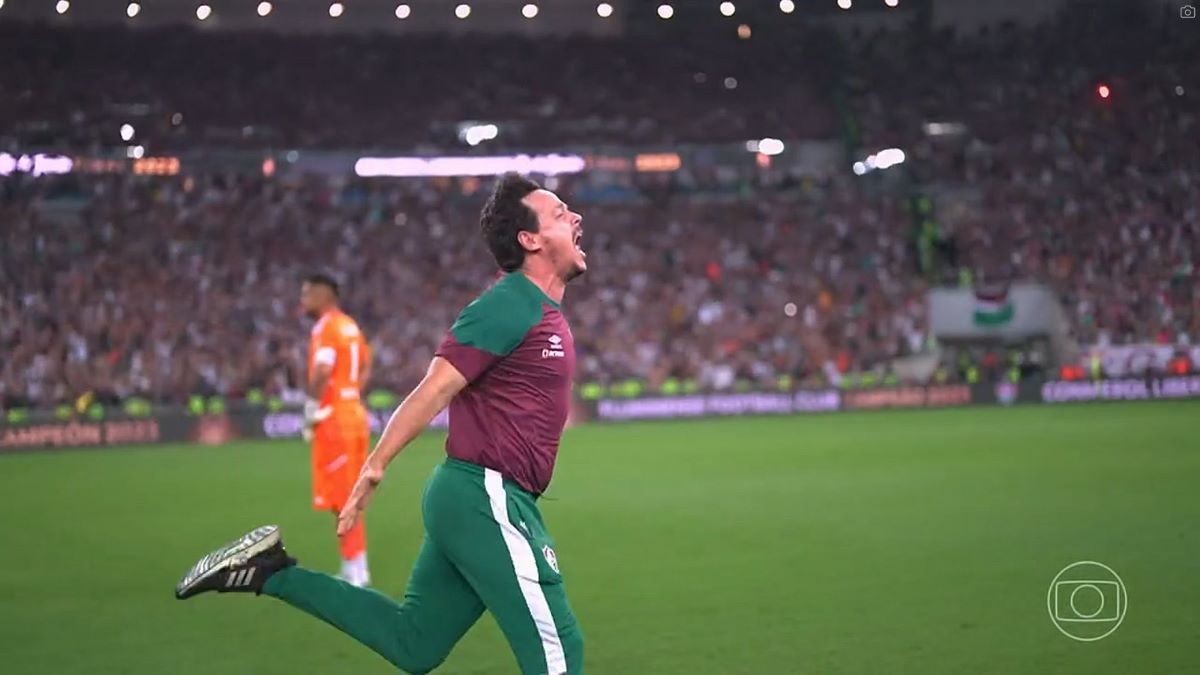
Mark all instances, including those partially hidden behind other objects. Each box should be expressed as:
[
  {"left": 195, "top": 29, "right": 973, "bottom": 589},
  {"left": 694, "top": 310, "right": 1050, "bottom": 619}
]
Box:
[{"left": 1, "top": 3, "right": 1196, "bottom": 410}]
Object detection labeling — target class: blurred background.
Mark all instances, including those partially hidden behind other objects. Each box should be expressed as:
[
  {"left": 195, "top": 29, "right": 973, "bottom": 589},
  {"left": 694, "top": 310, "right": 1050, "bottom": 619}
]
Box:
[
  {"left": 0, "top": 0, "right": 1198, "bottom": 673},
  {"left": 1, "top": 0, "right": 1198, "bottom": 425}
]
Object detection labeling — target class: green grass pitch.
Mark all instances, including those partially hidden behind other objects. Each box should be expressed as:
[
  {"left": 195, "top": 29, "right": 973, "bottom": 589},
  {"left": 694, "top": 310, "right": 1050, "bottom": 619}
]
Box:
[{"left": 2, "top": 402, "right": 1199, "bottom": 674}]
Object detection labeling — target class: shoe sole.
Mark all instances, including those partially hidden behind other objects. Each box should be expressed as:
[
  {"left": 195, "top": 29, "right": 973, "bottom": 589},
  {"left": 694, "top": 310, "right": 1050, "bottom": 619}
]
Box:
[{"left": 175, "top": 525, "right": 280, "bottom": 599}]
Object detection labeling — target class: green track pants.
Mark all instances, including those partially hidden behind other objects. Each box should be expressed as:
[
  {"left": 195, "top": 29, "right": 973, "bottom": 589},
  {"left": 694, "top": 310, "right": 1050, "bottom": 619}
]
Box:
[{"left": 263, "top": 458, "right": 584, "bottom": 674}]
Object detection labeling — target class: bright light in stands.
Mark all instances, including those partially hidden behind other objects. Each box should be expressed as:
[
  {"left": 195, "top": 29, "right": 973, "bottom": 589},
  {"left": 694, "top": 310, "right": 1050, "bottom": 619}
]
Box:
[
  {"left": 837, "top": 0, "right": 851, "bottom": 9},
  {"left": 596, "top": 2, "right": 613, "bottom": 17},
  {"left": 0, "top": 1, "right": 5, "bottom": 11},
  {"left": 779, "top": 0, "right": 795, "bottom": 12},
  {"left": 196, "top": 4, "right": 211, "bottom": 20},
  {"left": 257, "top": 2, "right": 272, "bottom": 17},
  {"left": 0, "top": 153, "right": 74, "bottom": 177},
  {"left": 126, "top": 2, "right": 140, "bottom": 18},
  {"left": 120, "top": 124, "right": 135, "bottom": 142},
  {"left": 171, "top": 112, "right": 183, "bottom": 126},
  {"left": 657, "top": 4, "right": 673, "bottom": 19},
  {"left": 463, "top": 124, "right": 500, "bottom": 146},
  {"left": 885, "top": 0, "right": 899, "bottom": 6},
  {"left": 1176, "top": 85, "right": 1185, "bottom": 96},
  {"left": 880, "top": 148, "right": 905, "bottom": 167},
  {"left": 55, "top": 0, "right": 70, "bottom": 15},
  {"left": 923, "top": 121, "right": 966, "bottom": 137},
  {"left": 724, "top": 77, "right": 737, "bottom": 89},
  {"left": 1097, "top": 83, "right": 1110, "bottom": 99},
  {"left": 455, "top": 3, "right": 471, "bottom": 19},
  {"left": 861, "top": 147, "right": 905, "bottom": 170},
  {"left": 127, "top": 145, "right": 145, "bottom": 159},
  {"left": 784, "top": 302, "right": 798, "bottom": 317},
  {"left": 395, "top": 3, "right": 410, "bottom": 19},
  {"left": 720, "top": 2, "right": 735, "bottom": 17},
  {"left": 329, "top": 2, "right": 344, "bottom": 18},
  {"left": 758, "top": 138, "right": 785, "bottom": 156},
  {"left": 737, "top": 23, "right": 751, "bottom": 39},
  {"left": 522, "top": 3, "right": 538, "bottom": 18}
]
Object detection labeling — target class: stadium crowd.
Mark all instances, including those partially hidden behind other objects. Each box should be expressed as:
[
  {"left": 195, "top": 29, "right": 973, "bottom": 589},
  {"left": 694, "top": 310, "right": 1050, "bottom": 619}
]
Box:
[
  {"left": 0, "top": 171, "right": 928, "bottom": 408},
  {"left": 1, "top": 4, "right": 1196, "bottom": 410},
  {"left": 844, "top": 4, "right": 1199, "bottom": 346}
]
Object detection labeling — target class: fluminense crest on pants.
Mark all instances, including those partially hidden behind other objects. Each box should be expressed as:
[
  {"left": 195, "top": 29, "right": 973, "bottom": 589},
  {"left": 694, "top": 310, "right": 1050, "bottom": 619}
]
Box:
[{"left": 542, "top": 545, "right": 559, "bottom": 574}]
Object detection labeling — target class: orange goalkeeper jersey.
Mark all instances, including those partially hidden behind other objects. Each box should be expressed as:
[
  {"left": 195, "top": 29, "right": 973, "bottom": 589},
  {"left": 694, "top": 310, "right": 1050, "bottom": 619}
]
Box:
[{"left": 308, "top": 309, "right": 371, "bottom": 413}]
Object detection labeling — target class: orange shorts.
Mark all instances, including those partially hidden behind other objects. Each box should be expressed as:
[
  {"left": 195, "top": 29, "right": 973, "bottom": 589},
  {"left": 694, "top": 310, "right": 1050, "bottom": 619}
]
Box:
[{"left": 311, "top": 412, "right": 369, "bottom": 513}]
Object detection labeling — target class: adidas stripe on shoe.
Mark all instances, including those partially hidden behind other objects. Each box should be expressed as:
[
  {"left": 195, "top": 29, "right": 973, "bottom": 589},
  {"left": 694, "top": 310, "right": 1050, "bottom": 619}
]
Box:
[{"left": 175, "top": 525, "right": 296, "bottom": 600}]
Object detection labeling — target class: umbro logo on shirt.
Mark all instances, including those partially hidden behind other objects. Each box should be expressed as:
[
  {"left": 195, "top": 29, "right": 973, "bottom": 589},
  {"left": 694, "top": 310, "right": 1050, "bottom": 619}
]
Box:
[{"left": 542, "top": 334, "right": 566, "bottom": 359}]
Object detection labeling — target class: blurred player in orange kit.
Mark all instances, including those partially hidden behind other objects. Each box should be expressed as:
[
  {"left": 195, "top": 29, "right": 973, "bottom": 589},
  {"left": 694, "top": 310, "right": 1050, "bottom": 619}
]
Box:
[{"left": 300, "top": 273, "right": 372, "bottom": 587}]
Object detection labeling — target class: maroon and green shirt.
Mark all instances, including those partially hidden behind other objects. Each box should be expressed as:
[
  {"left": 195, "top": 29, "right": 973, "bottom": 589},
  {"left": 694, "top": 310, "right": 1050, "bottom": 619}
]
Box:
[{"left": 435, "top": 272, "right": 575, "bottom": 495}]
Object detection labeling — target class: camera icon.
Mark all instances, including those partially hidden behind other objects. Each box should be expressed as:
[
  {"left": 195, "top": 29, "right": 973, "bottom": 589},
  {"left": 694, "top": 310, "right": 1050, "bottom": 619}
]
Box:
[
  {"left": 1183, "top": 4, "right": 1197, "bottom": 19},
  {"left": 1053, "top": 580, "right": 1121, "bottom": 622},
  {"left": 1047, "top": 561, "right": 1127, "bottom": 641}
]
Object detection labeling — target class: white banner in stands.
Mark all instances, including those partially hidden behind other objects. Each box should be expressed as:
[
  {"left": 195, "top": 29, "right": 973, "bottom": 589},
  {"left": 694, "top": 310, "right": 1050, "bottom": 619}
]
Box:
[{"left": 355, "top": 154, "right": 586, "bottom": 178}]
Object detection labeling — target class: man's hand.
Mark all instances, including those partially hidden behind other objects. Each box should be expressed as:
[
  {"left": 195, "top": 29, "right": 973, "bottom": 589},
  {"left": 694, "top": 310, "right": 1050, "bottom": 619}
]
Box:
[
  {"left": 337, "top": 462, "right": 385, "bottom": 535},
  {"left": 302, "top": 398, "right": 332, "bottom": 441}
]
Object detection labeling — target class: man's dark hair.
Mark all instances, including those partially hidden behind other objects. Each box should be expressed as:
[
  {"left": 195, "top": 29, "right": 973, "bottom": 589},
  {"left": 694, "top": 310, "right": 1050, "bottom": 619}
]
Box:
[
  {"left": 304, "top": 272, "right": 340, "bottom": 298},
  {"left": 480, "top": 173, "right": 541, "bottom": 272}
]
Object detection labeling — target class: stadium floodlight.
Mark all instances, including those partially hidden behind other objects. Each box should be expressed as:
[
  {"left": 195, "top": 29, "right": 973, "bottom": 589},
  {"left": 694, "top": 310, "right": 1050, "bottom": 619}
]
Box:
[
  {"left": 522, "top": 3, "right": 538, "bottom": 18},
  {"left": 55, "top": 0, "right": 70, "bottom": 15},
  {"left": 885, "top": 0, "right": 899, "bottom": 6},
  {"left": 196, "top": 4, "right": 212, "bottom": 20},
  {"left": 257, "top": 2, "right": 272, "bottom": 17},
  {"left": 120, "top": 124, "right": 135, "bottom": 142},
  {"left": 395, "top": 3, "right": 411, "bottom": 19},
  {"left": 852, "top": 161, "right": 867, "bottom": 175},
  {"left": 758, "top": 138, "right": 785, "bottom": 156},
  {"left": 657, "top": 4, "right": 673, "bottom": 19},
  {"left": 455, "top": 3, "right": 471, "bottom": 18},
  {"left": 0, "top": 0, "right": 5, "bottom": 11},
  {"left": 126, "top": 2, "right": 141, "bottom": 18},
  {"left": 127, "top": 145, "right": 145, "bottom": 159},
  {"left": 837, "top": 0, "right": 851, "bottom": 9},
  {"left": 328, "top": 2, "right": 344, "bottom": 18},
  {"left": 724, "top": 76, "right": 737, "bottom": 89},
  {"left": 719, "top": 2, "right": 735, "bottom": 17},
  {"left": 779, "top": 0, "right": 795, "bottom": 12},
  {"left": 1176, "top": 85, "right": 1185, "bottom": 96},
  {"left": 596, "top": 2, "right": 613, "bottom": 17}
]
